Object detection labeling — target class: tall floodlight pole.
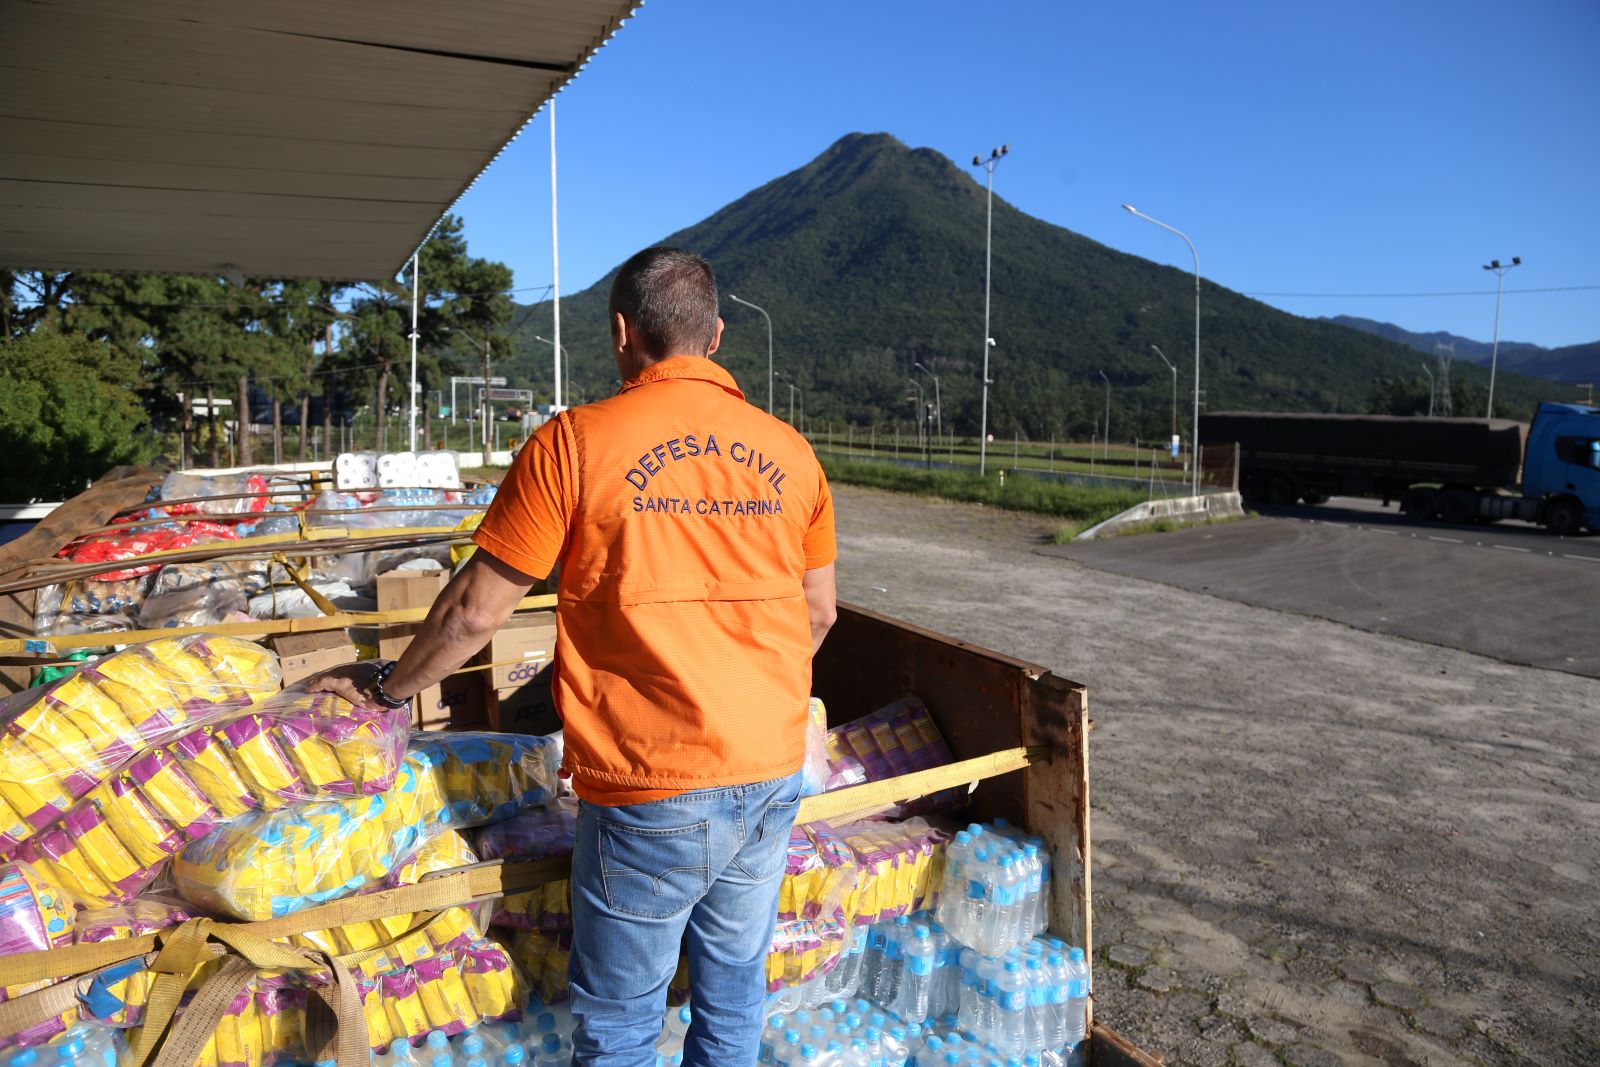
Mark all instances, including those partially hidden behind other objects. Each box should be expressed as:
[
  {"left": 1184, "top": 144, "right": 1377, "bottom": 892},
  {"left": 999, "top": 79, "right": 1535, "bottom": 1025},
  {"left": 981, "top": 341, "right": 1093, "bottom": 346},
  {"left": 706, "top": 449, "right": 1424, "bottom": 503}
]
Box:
[
  {"left": 1098, "top": 370, "right": 1111, "bottom": 459},
  {"left": 1150, "top": 344, "right": 1177, "bottom": 443},
  {"left": 972, "top": 144, "right": 1010, "bottom": 476},
  {"left": 1124, "top": 204, "right": 1201, "bottom": 494},
  {"left": 408, "top": 253, "right": 420, "bottom": 453},
  {"left": 1422, "top": 363, "right": 1435, "bottom": 417},
  {"left": 550, "top": 98, "right": 563, "bottom": 410},
  {"left": 728, "top": 294, "right": 773, "bottom": 413},
  {"left": 1481, "top": 256, "right": 1521, "bottom": 420},
  {"left": 913, "top": 361, "right": 941, "bottom": 444}
]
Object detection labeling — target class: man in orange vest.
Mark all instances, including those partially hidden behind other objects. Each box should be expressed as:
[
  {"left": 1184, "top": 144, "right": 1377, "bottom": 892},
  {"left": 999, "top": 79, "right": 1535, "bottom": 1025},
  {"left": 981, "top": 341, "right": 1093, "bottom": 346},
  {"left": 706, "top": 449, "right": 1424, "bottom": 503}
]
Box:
[{"left": 314, "top": 246, "right": 837, "bottom": 1065}]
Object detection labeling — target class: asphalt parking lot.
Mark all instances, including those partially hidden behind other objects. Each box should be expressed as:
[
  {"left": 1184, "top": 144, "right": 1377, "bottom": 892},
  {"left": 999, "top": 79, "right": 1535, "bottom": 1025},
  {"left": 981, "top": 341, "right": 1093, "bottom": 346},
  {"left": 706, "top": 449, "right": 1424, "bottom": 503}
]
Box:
[{"left": 1039, "top": 497, "right": 1600, "bottom": 679}]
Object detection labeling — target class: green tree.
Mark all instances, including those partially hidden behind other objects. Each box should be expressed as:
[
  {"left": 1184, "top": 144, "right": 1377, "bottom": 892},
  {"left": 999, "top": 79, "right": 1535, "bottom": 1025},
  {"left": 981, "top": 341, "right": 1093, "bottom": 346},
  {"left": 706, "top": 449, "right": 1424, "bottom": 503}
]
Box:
[{"left": 0, "top": 330, "right": 153, "bottom": 501}]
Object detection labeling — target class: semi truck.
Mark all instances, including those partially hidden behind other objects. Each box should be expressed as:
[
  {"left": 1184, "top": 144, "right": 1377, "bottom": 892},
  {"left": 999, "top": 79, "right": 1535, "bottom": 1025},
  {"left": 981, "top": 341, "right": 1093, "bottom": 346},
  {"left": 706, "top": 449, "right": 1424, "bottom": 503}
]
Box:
[{"left": 1202, "top": 402, "right": 1600, "bottom": 535}]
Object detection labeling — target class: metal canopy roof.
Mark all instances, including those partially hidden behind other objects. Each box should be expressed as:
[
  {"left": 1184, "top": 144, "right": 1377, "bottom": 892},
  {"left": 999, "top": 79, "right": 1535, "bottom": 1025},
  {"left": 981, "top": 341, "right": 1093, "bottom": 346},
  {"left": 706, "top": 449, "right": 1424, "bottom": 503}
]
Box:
[{"left": 0, "top": 0, "right": 639, "bottom": 279}]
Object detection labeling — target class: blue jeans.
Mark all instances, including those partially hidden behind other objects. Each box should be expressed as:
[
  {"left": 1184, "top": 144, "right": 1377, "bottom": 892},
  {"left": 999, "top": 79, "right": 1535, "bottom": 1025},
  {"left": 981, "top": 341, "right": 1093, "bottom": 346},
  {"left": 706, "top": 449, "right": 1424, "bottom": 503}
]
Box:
[{"left": 567, "top": 771, "right": 802, "bottom": 1067}]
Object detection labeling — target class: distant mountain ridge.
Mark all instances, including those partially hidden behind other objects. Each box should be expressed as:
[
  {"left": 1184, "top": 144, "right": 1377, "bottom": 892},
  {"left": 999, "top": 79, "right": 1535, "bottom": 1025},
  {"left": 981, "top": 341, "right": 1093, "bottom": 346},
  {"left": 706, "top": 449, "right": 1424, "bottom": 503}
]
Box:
[
  {"left": 500, "top": 133, "right": 1555, "bottom": 437},
  {"left": 1326, "top": 315, "right": 1599, "bottom": 385}
]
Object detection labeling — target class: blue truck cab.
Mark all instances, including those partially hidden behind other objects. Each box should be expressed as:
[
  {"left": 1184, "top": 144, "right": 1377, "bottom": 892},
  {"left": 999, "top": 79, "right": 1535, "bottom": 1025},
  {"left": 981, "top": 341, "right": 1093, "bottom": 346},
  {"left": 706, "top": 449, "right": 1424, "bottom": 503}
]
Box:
[{"left": 1522, "top": 401, "right": 1600, "bottom": 535}]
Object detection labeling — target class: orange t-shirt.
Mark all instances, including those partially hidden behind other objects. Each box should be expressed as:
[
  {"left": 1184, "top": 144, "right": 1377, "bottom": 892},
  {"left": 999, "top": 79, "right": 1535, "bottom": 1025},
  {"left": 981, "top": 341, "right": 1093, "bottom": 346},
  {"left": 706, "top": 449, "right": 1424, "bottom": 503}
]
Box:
[{"left": 472, "top": 355, "right": 836, "bottom": 805}]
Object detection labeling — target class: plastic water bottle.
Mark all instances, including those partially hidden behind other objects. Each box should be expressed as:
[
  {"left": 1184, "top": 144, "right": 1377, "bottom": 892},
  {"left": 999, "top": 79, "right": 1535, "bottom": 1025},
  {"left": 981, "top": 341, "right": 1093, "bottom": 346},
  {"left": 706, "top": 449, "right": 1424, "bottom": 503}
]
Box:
[
  {"left": 935, "top": 831, "right": 974, "bottom": 933},
  {"left": 961, "top": 848, "right": 992, "bottom": 951},
  {"left": 994, "top": 960, "right": 1028, "bottom": 1058},
  {"left": 862, "top": 924, "right": 888, "bottom": 1000},
  {"left": 499, "top": 1045, "right": 526, "bottom": 1067},
  {"left": 874, "top": 918, "right": 907, "bottom": 1006},
  {"left": 428, "top": 1052, "right": 453, "bottom": 1067},
  {"left": 895, "top": 925, "right": 936, "bottom": 1022},
  {"left": 534, "top": 1034, "right": 564, "bottom": 1067},
  {"left": 667, "top": 1003, "right": 692, "bottom": 1040},
  {"left": 1063, "top": 948, "right": 1090, "bottom": 1047},
  {"left": 981, "top": 855, "right": 1022, "bottom": 955},
  {"left": 776, "top": 1029, "right": 804, "bottom": 1067},
  {"left": 1023, "top": 957, "right": 1050, "bottom": 1052},
  {"left": 759, "top": 1015, "right": 789, "bottom": 1064}
]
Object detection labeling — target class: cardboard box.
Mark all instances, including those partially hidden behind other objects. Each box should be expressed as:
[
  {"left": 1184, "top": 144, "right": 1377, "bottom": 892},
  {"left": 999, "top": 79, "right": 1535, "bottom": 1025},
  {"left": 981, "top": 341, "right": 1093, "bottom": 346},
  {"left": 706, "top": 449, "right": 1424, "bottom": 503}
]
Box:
[
  {"left": 270, "top": 631, "right": 357, "bottom": 686},
  {"left": 376, "top": 570, "right": 451, "bottom": 660},
  {"left": 415, "top": 671, "right": 486, "bottom": 732},
  {"left": 479, "top": 613, "right": 558, "bottom": 731}
]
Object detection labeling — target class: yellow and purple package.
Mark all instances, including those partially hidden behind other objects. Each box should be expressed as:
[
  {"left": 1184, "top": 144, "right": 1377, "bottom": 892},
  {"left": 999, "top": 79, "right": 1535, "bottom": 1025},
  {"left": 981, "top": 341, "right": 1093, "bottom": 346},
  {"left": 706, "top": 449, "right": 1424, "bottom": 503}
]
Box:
[
  {"left": 822, "top": 696, "right": 961, "bottom": 815},
  {"left": 2, "top": 688, "right": 409, "bottom": 910},
  {"left": 506, "top": 928, "right": 572, "bottom": 1007},
  {"left": 171, "top": 733, "right": 557, "bottom": 921},
  {"left": 0, "top": 635, "right": 279, "bottom": 855}
]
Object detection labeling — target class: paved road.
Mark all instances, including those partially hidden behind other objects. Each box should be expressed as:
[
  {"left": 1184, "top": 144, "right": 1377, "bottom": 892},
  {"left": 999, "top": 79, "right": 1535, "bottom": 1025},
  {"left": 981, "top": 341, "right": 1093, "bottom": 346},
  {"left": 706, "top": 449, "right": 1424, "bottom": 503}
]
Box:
[{"left": 1040, "top": 496, "right": 1600, "bottom": 678}]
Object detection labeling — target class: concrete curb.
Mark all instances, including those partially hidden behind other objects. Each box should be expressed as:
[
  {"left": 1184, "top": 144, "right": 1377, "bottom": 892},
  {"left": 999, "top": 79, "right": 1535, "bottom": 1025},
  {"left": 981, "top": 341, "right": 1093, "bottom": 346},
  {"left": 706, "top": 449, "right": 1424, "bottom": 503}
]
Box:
[{"left": 1075, "top": 491, "right": 1245, "bottom": 541}]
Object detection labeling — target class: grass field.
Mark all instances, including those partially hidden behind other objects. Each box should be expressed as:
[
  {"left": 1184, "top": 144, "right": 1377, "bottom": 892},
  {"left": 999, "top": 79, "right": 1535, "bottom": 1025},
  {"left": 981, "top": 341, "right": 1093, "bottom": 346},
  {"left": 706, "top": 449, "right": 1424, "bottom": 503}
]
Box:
[
  {"left": 805, "top": 430, "right": 1194, "bottom": 485},
  {"left": 818, "top": 455, "right": 1145, "bottom": 533}
]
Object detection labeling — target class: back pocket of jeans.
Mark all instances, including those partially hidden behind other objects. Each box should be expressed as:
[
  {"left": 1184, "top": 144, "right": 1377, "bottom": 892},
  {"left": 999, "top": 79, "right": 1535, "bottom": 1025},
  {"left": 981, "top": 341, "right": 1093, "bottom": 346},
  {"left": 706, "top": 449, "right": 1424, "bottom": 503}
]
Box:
[
  {"left": 598, "top": 817, "right": 710, "bottom": 919},
  {"left": 734, "top": 795, "right": 800, "bottom": 882}
]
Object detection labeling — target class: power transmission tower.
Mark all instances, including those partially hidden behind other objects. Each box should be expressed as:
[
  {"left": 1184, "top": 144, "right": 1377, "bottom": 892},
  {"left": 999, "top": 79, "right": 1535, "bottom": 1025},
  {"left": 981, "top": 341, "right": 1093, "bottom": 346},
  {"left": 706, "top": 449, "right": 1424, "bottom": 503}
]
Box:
[{"left": 1433, "top": 342, "right": 1455, "bottom": 417}]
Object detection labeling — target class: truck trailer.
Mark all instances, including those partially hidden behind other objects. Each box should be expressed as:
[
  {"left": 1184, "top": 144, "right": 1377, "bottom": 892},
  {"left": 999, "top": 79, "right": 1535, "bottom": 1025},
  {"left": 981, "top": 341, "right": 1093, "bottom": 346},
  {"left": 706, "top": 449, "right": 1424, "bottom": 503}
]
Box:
[{"left": 1202, "top": 402, "right": 1600, "bottom": 534}]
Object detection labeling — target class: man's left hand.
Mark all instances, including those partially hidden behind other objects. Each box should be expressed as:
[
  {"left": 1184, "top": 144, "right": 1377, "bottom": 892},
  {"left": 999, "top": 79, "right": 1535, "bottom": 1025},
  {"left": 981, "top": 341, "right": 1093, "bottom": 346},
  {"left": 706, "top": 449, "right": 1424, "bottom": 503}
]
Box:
[{"left": 306, "top": 661, "right": 386, "bottom": 710}]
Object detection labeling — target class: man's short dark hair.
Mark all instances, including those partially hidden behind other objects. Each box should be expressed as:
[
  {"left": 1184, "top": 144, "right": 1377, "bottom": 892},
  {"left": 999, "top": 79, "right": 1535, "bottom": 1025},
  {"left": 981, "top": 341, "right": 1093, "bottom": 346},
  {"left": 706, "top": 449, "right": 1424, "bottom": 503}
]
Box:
[{"left": 608, "top": 247, "right": 719, "bottom": 358}]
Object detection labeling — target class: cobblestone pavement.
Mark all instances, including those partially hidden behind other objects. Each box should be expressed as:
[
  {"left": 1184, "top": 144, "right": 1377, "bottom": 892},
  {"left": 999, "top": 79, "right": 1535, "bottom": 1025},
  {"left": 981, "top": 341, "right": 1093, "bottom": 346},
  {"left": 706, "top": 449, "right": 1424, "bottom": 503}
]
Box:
[{"left": 832, "top": 485, "right": 1599, "bottom": 1065}]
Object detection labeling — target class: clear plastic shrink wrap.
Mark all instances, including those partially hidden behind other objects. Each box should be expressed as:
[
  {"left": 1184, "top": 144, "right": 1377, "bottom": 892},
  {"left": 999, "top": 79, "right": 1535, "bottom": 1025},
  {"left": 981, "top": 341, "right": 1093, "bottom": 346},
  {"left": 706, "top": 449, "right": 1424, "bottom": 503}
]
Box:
[
  {"left": 0, "top": 636, "right": 280, "bottom": 857},
  {"left": 171, "top": 733, "right": 561, "bottom": 921},
  {"left": 2, "top": 681, "right": 409, "bottom": 909}
]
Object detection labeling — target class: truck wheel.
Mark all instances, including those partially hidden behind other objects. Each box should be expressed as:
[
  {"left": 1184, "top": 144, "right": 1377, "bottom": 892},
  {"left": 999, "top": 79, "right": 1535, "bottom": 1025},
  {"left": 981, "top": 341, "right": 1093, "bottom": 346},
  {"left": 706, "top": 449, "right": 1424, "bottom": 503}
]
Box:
[
  {"left": 1545, "top": 500, "right": 1584, "bottom": 537},
  {"left": 1439, "top": 490, "right": 1475, "bottom": 524},
  {"left": 1266, "top": 475, "right": 1297, "bottom": 506},
  {"left": 1402, "top": 487, "right": 1437, "bottom": 519},
  {"left": 1299, "top": 491, "right": 1330, "bottom": 506}
]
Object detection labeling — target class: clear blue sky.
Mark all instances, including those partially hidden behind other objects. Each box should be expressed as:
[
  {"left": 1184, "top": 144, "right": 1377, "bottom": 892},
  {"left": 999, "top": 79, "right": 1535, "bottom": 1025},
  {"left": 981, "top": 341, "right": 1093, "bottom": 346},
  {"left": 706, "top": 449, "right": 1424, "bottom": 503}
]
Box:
[{"left": 453, "top": 0, "right": 1600, "bottom": 349}]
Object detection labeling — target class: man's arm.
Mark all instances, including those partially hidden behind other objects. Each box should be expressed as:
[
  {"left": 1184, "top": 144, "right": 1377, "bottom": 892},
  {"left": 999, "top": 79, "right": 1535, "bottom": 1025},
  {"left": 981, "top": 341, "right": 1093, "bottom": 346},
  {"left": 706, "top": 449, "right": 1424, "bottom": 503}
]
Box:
[
  {"left": 802, "top": 562, "right": 837, "bottom": 655},
  {"left": 310, "top": 550, "right": 537, "bottom": 707}
]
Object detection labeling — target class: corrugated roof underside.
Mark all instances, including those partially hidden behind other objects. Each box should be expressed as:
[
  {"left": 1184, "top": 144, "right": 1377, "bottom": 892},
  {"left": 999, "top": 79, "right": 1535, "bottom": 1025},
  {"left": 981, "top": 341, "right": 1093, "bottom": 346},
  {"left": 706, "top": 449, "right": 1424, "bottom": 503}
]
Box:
[{"left": 0, "top": 0, "right": 640, "bottom": 279}]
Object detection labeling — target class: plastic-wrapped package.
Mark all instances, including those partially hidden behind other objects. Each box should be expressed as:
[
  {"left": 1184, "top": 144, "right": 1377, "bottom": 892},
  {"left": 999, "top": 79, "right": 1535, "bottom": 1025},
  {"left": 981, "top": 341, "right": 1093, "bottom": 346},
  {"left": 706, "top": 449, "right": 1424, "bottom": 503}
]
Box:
[
  {"left": 148, "top": 561, "right": 272, "bottom": 601},
  {"left": 0, "top": 862, "right": 78, "bottom": 1047},
  {"left": 73, "top": 897, "right": 195, "bottom": 944},
  {"left": 483, "top": 800, "right": 577, "bottom": 933},
  {"left": 0, "top": 635, "right": 280, "bottom": 856},
  {"left": 245, "top": 581, "right": 371, "bottom": 620},
  {"left": 800, "top": 697, "right": 830, "bottom": 797},
  {"left": 766, "top": 915, "right": 850, "bottom": 993},
  {"left": 171, "top": 732, "right": 560, "bottom": 920},
  {"left": 32, "top": 576, "right": 154, "bottom": 638},
  {"left": 157, "top": 472, "right": 270, "bottom": 515},
  {"left": 135, "top": 582, "right": 248, "bottom": 629},
  {"left": 506, "top": 928, "right": 572, "bottom": 1006},
  {"left": 779, "top": 820, "right": 857, "bottom": 923},
  {"left": 6, "top": 688, "right": 408, "bottom": 909},
  {"left": 825, "top": 696, "right": 961, "bottom": 814},
  {"left": 835, "top": 817, "right": 950, "bottom": 927},
  {"left": 54, "top": 523, "right": 241, "bottom": 581},
  {"left": 474, "top": 797, "right": 577, "bottom": 862},
  {"left": 0, "top": 861, "right": 75, "bottom": 954}
]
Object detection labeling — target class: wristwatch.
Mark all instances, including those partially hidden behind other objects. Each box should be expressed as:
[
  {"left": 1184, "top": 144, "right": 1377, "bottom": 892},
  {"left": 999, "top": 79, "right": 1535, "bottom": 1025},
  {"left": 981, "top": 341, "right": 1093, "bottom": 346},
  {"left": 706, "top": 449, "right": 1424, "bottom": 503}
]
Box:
[{"left": 364, "top": 661, "right": 411, "bottom": 710}]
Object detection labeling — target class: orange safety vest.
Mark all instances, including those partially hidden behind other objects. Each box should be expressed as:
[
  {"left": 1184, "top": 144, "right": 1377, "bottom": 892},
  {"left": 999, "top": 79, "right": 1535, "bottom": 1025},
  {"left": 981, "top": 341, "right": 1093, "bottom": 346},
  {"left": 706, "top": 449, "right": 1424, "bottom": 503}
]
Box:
[{"left": 473, "top": 356, "right": 836, "bottom": 804}]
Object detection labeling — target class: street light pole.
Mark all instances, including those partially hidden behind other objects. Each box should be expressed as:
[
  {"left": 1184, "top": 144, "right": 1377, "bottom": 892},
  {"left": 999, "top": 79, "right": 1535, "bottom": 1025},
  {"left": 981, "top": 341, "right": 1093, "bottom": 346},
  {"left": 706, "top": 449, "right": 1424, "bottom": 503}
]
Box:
[
  {"left": 1124, "top": 204, "right": 1202, "bottom": 495},
  {"left": 913, "top": 361, "right": 941, "bottom": 446},
  {"left": 1150, "top": 344, "right": 1177, "bottom": 444},
  {"left": 1098, "top": 370, "right": 1111, "bottom": 459},
  {"left": 1481, "top": 256, "right": 1521, "bottom": 420},
  {"left": 1422, "top": 362, "right": 1435, "bottom": 417},
  {"left": 775, "top": 370, "right": 796, "bottom": 426},
  {"left": 534, "top": 335, "right": 573, "bottom": 409},
  {"left": 728, "top": 294, "right": 773, "bottom": 415},
  {"left": 907, "top": 377, "right": 925, "bottom": 454},
  {"left": 972, "top": 144, "right": 1009, "bottom": 476}
]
